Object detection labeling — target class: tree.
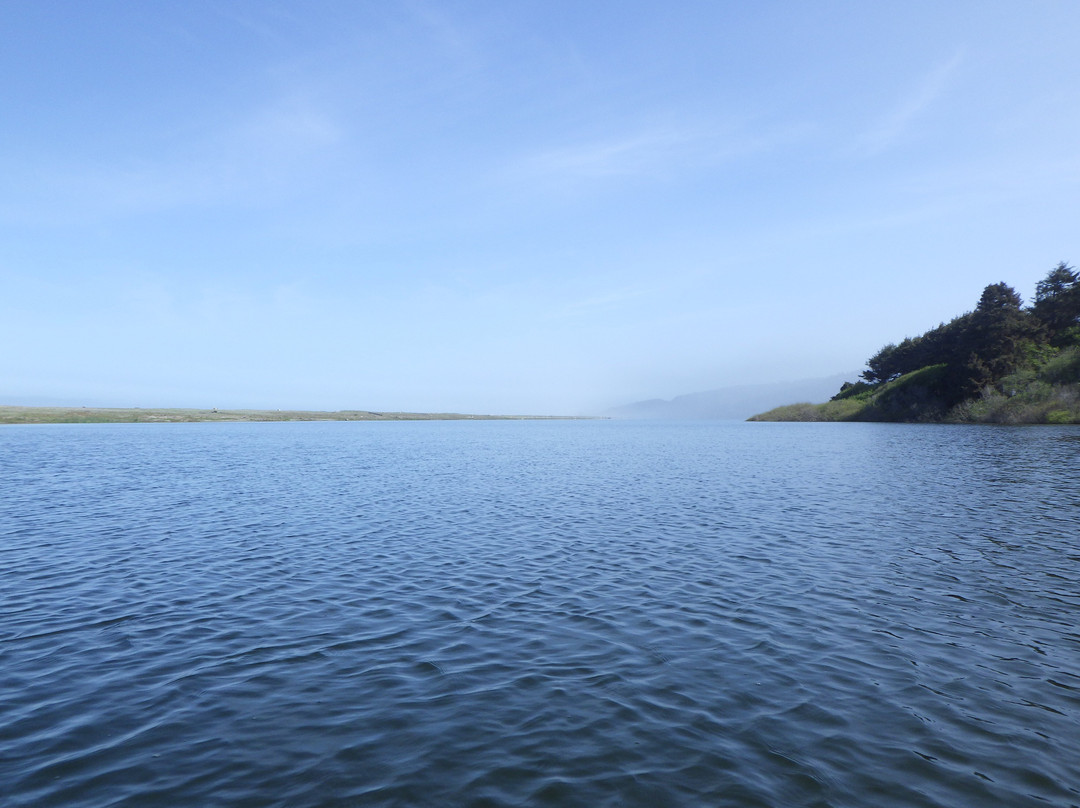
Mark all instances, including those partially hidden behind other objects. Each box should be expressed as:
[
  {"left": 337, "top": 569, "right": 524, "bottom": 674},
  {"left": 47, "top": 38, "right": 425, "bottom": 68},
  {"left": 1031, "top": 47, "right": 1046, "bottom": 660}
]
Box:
[
  {"left": 860, "top": 312, "right": 975, "bottom": 385},
  {"left": 976, "top": 281, "right": 1023, "bottom": 314},
  {"left": 965, "top": 282, "right": 1031, "bottom": 380},
  {"left": 1032, "top": 262, "right": 1080, "bottom": 345},
  {"left": 861, "top": 343, "right": 900, "bottom": 383}
]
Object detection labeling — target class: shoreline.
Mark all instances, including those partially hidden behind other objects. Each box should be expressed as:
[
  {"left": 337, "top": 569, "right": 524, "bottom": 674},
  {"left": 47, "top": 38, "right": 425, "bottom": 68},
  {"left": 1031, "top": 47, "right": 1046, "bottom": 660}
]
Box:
[{"left": 0, "top": 405, "right": 594, "bottom": 425}]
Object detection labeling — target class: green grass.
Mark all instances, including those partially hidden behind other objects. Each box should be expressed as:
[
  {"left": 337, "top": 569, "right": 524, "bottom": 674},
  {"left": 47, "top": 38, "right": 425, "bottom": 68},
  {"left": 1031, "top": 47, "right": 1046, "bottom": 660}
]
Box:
[
  {"left": 748, "top": 398, "right": 864, "bottom": 422},
  {"left": 749, "top": 365, "right": 950, "bottom": 422},
  {"left": 750, "top": 356, "right": 1080, "bottom": 424}
]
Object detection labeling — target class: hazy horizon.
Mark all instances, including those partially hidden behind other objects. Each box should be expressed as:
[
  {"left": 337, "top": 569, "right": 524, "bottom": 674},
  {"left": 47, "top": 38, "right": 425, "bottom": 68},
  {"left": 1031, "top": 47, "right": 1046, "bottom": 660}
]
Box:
[
  {"left": 0, "top": 369, "right": 856, "bottom": 417},
  {"left": 3, "top": 2, "right": 1079, "bottom": 415}
]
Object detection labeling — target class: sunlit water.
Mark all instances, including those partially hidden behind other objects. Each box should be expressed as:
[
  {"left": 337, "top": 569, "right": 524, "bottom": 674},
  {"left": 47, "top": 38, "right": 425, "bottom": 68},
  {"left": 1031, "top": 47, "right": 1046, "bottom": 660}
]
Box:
[{"left": 2, "top": 420, "right": 1078, "bottom": 807}]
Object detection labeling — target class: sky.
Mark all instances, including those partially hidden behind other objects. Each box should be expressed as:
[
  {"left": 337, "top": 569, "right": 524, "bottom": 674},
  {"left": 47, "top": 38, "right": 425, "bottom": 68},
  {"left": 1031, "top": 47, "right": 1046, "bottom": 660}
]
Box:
[{"left": 2, "top": 1, "right": 1079, "bottom": 415}]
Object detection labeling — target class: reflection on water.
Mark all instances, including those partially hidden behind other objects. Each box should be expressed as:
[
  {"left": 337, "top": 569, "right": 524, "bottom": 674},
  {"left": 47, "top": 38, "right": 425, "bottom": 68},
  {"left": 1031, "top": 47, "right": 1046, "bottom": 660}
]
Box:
[{"left": 1, "top": 421, "right": 1079, "bottom": 807}]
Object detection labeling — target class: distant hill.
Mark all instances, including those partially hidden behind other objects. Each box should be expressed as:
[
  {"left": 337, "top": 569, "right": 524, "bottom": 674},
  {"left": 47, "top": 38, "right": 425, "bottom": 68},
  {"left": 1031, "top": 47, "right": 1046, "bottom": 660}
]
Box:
[{"left": 608, "top": 373, "right": 856, "bottom": 420}]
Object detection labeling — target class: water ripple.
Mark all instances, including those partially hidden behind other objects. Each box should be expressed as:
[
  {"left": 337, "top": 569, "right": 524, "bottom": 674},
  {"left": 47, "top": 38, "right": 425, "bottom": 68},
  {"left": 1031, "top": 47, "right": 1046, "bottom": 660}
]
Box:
[{"left": 2, "top": 421, "right": 1079, "bottom": 807}]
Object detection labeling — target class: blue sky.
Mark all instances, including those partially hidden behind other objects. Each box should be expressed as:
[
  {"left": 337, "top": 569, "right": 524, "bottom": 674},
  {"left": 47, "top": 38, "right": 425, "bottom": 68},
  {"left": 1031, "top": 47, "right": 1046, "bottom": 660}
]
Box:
[{"left": 2, "top": 1, "right": 1079, "bottom": 414}]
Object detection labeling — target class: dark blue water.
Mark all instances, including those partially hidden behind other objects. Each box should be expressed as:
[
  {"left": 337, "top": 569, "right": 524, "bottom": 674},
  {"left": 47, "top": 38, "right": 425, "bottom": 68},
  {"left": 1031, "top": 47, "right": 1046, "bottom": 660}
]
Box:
[{"left": 2, "top": 420, "right": 1079, "bottom": 807}]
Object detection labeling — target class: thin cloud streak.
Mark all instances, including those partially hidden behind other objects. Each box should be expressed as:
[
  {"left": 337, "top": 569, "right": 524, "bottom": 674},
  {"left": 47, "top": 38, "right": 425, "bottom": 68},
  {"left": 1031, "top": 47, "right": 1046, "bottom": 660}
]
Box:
[
  {"left": 518, "top": 128, "right": 706, "bottom": 179},
  {"left": 504, "top": 119, "right": 812, "bottom": 189},
  {"left": 855, "top": 51, "right": 964, "bottom": 156},
  {"left": 555, "top": 285, "right": 653, "bottom": 318},
  {"left": 0, "top": 94, "right": 344, "bottom": 225}
]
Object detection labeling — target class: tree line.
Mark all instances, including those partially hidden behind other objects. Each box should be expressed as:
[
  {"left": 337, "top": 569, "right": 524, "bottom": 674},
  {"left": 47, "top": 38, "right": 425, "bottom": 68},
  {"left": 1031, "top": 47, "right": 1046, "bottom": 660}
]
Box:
[{"left": 846, "top": 262, "right": 1080, "bottom": 409}]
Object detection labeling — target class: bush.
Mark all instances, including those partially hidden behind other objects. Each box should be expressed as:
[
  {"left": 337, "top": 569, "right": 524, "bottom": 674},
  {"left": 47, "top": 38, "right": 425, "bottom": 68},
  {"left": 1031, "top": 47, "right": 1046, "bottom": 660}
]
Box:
[
  {"left": 1039, "top": 346, "right": 1080, "bottom": 385},
  {"left": 831, "top": 381, "right": 875, "bottom": 401},
  {"left": 997, "top": 368, "right": 1036, "bottom": 395}
]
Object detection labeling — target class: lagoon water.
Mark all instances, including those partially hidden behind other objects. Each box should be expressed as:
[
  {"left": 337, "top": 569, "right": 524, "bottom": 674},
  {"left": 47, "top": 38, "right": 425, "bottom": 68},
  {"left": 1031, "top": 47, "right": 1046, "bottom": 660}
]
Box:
[{"left": 2, "top": 420, "right": 1079, "bottom": 807}]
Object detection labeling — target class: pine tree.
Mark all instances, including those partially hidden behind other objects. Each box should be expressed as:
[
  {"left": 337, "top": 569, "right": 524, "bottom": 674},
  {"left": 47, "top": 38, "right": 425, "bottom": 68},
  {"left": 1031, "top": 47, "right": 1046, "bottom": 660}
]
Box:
[{"left": 1033, "top": 262, "right": 1080, "bottom": 345}]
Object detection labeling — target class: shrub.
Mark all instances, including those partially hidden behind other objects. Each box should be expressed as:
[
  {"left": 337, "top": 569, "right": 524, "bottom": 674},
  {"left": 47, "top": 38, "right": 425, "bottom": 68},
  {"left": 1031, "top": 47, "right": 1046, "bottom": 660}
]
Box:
[
  {"left": 831, "top": 381, "right": 875, "bottom": 401},
  {"left": 1039, "top": 346, "right": 1080, "bottom": 385}
]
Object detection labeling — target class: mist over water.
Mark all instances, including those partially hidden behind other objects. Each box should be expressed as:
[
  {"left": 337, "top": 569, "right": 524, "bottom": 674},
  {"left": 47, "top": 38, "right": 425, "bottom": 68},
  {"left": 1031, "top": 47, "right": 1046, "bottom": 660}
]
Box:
[{"left": 2, "top": 421, "right": 1079, "bottom": 807}]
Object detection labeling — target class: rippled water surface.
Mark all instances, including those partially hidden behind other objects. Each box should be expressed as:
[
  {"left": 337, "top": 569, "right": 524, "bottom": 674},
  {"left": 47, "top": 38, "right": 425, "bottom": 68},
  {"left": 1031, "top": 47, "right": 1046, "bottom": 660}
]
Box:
[{"left": 2, "top": 420, "right": 1079, "bottom": 807}]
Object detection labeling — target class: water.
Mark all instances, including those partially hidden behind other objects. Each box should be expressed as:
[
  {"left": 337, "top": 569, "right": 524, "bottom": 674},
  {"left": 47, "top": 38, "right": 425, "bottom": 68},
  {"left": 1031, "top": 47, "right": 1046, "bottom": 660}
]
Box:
[{"left": 2, "top": 420, "right": 1078, "bottom": 807}]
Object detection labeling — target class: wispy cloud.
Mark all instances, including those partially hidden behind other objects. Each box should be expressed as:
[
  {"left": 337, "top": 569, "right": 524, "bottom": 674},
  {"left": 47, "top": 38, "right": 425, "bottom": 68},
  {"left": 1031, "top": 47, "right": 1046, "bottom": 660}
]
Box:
[
  {"left": 1, "top": 93, "right": 343, "bottom": 225},
  {"left": 506, "top": 119, "right": 811, "bottom": 190},
  {"left": 207, "top": 4, "right": 303, "bottom": 45},
  {"left": 402, "top": 0, "right": 481, "bottom": 65},
  {"left": 226, "top": 95, "right": 343, "bottom": 158},
  {"left": 555, "top": 284, "right": 653, "bottom": 318},
  {"left": 519, "top": 128, "right": 703, "bottom": 180},
  {"left": 856, "top": 51, "right": 964, "bottom": 156}
]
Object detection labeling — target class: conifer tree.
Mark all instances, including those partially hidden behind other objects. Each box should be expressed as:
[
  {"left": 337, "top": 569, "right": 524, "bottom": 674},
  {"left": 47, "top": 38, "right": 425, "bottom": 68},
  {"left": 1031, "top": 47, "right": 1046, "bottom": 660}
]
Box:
[{"left": 1033, "top": 262, "right": 1080, "bottom": 345}]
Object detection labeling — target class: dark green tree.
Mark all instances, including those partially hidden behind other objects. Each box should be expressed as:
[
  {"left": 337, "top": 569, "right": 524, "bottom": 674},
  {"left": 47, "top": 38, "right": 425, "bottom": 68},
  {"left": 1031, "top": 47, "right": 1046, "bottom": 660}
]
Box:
[
  {"left": 1032, "top": 262, "right": 1080, "bottom": 345},
  {"left": 976, "top": 281, "right": 1023, "bottom": 314},
  {"left": 861, "top": 343, "right": 900, "bottom": 383},
  {"left": 961, "top": 282, "right": 1031, "bottom": 386},
  {"left": 860, "top": 312, "right": 974, "bottom": 385}
]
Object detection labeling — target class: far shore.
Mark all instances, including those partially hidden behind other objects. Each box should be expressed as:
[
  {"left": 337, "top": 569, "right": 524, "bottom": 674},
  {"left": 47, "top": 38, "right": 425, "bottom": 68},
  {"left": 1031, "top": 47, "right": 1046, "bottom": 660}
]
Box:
[{"left": 0, "top": 405, "right": 595, "bottom": 425}]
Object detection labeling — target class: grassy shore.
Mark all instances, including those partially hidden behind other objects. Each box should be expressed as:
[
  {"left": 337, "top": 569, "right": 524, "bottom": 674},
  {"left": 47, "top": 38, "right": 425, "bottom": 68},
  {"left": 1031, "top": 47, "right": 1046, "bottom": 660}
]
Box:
[
  {"left": 748, "top": 359, "right": 1080, "bottom": 424},
  {"left": 0, "top": 406, "right": 590, "bottom": 425}
]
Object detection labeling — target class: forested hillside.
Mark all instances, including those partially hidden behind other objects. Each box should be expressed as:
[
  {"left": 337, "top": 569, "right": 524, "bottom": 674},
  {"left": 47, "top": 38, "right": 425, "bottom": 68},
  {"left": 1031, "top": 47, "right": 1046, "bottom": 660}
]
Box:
[{"left": 751, "top": 262, "right": 1080, "bottom": 423}]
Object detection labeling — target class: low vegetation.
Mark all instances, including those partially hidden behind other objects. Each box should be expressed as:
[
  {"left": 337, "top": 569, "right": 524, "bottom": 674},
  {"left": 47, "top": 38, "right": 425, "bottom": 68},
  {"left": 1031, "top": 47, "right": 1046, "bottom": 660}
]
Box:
[
  {"left": 0, "top": 406, "right": 582, "bottom": 425},
  {"left": 751, "top": 262, "right": 1080, "bottom": 424}
]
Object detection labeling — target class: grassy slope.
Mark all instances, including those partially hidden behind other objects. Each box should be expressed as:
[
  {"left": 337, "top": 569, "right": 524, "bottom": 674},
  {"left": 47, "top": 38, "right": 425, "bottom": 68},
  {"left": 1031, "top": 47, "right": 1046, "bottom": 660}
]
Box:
[
  {"left": 750, "top": 347, "right": 1080, "bottom": 424},
  {"left": 0, "top": 406, "right": 586, "bottom": 424}
]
